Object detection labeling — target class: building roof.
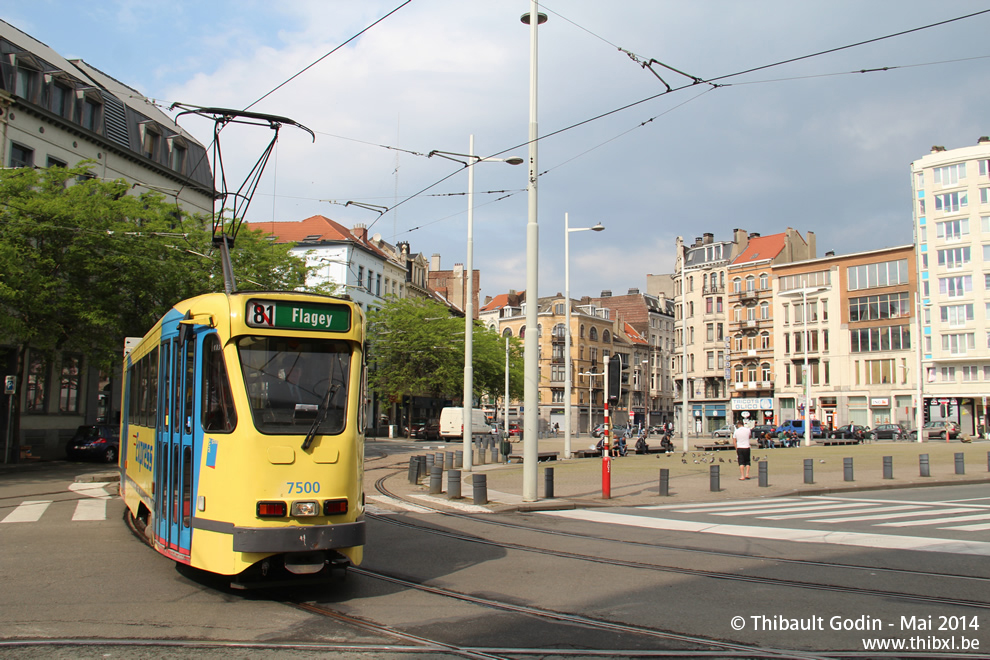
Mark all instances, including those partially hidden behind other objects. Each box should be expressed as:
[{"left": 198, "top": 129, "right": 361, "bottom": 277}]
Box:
[
  {"left": 248, "top": 215, "right": 389, "bottom": 259},
  {"left": 731, "top": 232, "right": 787, "bottom": 266},
  {"left": 480, "top": 291, "right": 525, "bottom": 313},
  {"left": 623, "top": 321, "right": 649, "bottom": 346}
]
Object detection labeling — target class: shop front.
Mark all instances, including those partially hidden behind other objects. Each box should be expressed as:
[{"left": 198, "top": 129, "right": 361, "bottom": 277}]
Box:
[{"left": 731, "top": 397, "right": 774, "bottom": 427}]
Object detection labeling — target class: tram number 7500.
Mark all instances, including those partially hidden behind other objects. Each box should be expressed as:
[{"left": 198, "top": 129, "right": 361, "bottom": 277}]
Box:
[{"left": 287, "top": 481, "right": 320, "bottom": 494}]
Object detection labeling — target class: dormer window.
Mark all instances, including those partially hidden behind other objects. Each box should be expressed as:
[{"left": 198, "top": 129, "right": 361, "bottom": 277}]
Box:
[
  {"left": 139, "top": 122, "right": 162, "bottom": 160},
  {"left": 167, "top": 135, "right": 188, "bottom": 172},
  {"left": 76, "top": 89, "right": 103, "bottom": 132}
]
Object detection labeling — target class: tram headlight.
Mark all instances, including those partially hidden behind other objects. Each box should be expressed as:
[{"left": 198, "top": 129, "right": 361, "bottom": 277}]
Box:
[{"left": 290, "top": 501, "right": 320, "bottom": 517}]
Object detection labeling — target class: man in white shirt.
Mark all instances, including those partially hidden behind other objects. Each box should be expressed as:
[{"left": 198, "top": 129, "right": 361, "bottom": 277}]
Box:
[{"left": 733, "top": 420, "right": 752, "bottom": 480}]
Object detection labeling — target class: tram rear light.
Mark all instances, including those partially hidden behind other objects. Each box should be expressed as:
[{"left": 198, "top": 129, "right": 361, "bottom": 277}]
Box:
[
  {"left": 256, "top": 501, "right": 287, "bottom": 518},
  {"left": 290, "top": 501, "right": 319, "bottom": 517},
  {"left": 322, "top": 499, "right": 348, "bottom": 515}
]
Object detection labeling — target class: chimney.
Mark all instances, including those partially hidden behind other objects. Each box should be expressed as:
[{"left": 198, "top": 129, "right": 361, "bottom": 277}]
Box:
[
  {"left": 508, "top": 289, "right": 517, "bottom": 296},
  {"left": 398, "top": 241, "right": 410, "bottom": 258},
  {"left": 931, "top": 145, "right": 946, "bottom": 153},
  {"left": 703, "top": 232, "right": 714, "bottom": 245},
  {"left": 693, "top": 236, "right": 703, "bottom": 247},
  {"left": 749, "top": 232, "right": 760, "bottom": 238},
  {"left": 453, "top": 263, "right": 463, "bottom": 276},
  {"left": 628, "top": 287, "right": 640, "bottom": 295},
  {"left": 979, "top": 136, "right": 990, "bottom": 144},
  {"left": 351, "top": 223, "right": 368, "bottom": 242},
  {"left": 601, "top": 290, "right": 612, "bottom": 297},
  {"left": 825, "top": 250, "right": 835, "bottom": 257},
  {"left": 431, "top": 254, "right": 441, "bottom": 271}
]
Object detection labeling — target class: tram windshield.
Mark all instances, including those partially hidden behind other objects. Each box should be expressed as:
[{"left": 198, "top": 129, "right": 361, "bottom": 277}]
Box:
[{"left": 236, "top": 336, "right": 351, "bottom": 435}]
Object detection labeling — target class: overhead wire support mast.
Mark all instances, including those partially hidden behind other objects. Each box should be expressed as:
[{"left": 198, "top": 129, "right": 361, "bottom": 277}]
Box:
[{"left": 170, "top": 104, "right": 315, "bottom": 294}]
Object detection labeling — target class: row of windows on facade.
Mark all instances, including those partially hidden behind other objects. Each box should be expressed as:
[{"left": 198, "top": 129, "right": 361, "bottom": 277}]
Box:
[
  {"left": 10, "top": 61, "right": 188, "bottom": 171},
  {"left": 23, "top": 353, "right": 83, "bottom": 415}
]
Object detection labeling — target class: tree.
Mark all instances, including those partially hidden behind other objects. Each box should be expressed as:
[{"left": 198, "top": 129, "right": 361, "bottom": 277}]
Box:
[
  {"left": 0, "top": 163, "right": 307, "bottom": 458},
  {"left": 366, "top": 296, "right": 523, "bottom": 405}
]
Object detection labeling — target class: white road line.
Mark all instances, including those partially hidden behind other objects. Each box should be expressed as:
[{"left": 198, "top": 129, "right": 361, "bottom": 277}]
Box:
[
  {"left": 941, "top": 521, "right": 990, "bottom": 531},
  {"left": 366, "top": 495, "right": 434, "bottom": 513},
  {"left": 68, "top": 482, "right": 110, "bottom": 498},
  {"left": 763, "top": 505, "right": 922, "bottom": 520},
  {"left": 809, "top": 507, "right": 977, "bottom": 524},
  {"left": 809, "top": 494, "right": 990, "bottom": 509},
  {"left": 644, "top": 498, "right": 799, "bottom": 511},
  {"left": 709, "top": 502, "right": 888, "bottom": 517},
  {"left": 72, "top": 499, "right": 108, "bottom": 521},
  {"left": 878, "top": 512, "right": 990, "bottom": 527},
  {"left": 2, "top": 501, "right": 52, "bottom": 523},
  {"left": 537, "top": 509, "right": 990, "bottom": 556}
]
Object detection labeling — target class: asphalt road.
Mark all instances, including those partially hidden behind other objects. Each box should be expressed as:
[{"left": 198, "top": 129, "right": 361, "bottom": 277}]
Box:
[{"left": 1, "top": 458, "right": 987, "bottom": 658}]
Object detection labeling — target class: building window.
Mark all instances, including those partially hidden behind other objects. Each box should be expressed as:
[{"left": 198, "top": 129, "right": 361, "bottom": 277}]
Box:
[
  {"left": 46, "top": 155, "right": 67, "bottom": 168},
  {"left": 941, "top": 332, "right": 975, "bottom": 355},
  {"left": 170, "top": 143, "right": 187, "bottom": 172},
  {"left": 940, "top": 304, "right": 974, "bottom": 326},
  {"left": 759, "top": 273, "right": 769, "bottom": 290},
  {"left": 734, "top": 364, "right": 743, "bottom": 382},
  {"left": 760, "top": 301, "right": 769, "bottom": 320},
  {"left": 933, "top": 163, "right": 966, "bottom": 186},
  {"left": 850, "top": 325, "right": 911, "bottom": 352},
  {"left": 50, "top": 84, "right": 70, "bottom": 117},
  {"left": 80, "top": 97, "right": 102, "bottom": 132},
  {"left": 939, "top": 275, "right": 972, "bottom": 297},
  {"left": 848, "top": 292, "right": 911, "bottom": 322},
  {"left": 847, "top": 260, "right": 909, "bottom": 290},
  {"left": 937, "top": 246, "right": 971, "bottom": 269},
  {"left": 59, "top": 354, "right": 82, "bottom": 414},
  {"left": 761, "top": 362, "right": 771, "bottom": 381},
  {"left": 934, "top": 191, "right": 967, "bottom": 214},
  {"left": 761, "top": 332, "right": 770, "bottom": 350},
  {"left": 937, "top": 218, "right": 969, "bottom": 240},
  {"left": 26, "top": 353, "right": 47, "bottom": 414},
  {"left": 9, "top": 143, "right": 34, "bottom": 168}
]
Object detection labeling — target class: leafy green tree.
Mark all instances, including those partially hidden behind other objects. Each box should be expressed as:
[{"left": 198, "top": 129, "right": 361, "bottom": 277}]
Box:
[
  {"left": 366, "top": 296, "right": 522, "bottom": 404},
  {"left": 0, "top": 162, "right": 307, "bottom": 457}
]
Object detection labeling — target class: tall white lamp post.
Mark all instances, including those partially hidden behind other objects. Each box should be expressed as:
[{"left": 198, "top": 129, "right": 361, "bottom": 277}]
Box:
[
  {"left": 779, "top": 281, "right": 827, "bottom": 447},
  {"left": 428, "top": 137, "right": 522, "bottom": 470},
  {"left": 564, "top": 213, "right": 604, "bottom": 459},
  {"left": 521, "top": 3, "right": 546, "bottom": 501}
]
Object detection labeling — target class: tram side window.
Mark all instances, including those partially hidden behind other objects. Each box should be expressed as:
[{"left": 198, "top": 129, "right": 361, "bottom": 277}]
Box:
[
  {"left": 127, "top": 350, "right": 159, "bottom": 427},
  {"left": 202, "top": 334, "right": 236, "bottom": 432}
]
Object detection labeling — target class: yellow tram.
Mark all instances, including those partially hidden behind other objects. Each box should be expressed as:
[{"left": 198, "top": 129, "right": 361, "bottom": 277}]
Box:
[{"left": 119, "top": 291, "right": 366, "bottom": 584}]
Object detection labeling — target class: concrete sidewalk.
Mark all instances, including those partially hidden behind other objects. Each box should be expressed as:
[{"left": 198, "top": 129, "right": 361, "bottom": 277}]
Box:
[{"left": 385, "top": 435, "right": 990, "bottom": 512}]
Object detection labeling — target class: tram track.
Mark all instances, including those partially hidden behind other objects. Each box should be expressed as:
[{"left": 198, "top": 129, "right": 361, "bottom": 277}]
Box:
[{"left": 371, "top": 474, "right": 990, "bottom": 611}]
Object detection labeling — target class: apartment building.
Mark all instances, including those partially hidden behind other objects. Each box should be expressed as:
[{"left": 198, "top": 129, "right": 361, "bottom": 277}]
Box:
[
  {"left": 591, "top": 289, "right": 677, "bottom": 427},
  {"left": 773, "top": 246, "right": 918, "bottom": 431},
  {"left": 1, "top": 19, "right": 213, "bottom": 458},
  {"left": 911, "top": 138, "right": 990, "bottom": 434},
  {"left": 726, "top": 230, "right": 815, "bottom": 426}
]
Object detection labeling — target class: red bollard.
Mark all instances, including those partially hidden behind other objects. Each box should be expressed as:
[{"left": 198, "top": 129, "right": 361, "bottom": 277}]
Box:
[{"left": 602, "top": 401, "right": 611, "bottom": 499}]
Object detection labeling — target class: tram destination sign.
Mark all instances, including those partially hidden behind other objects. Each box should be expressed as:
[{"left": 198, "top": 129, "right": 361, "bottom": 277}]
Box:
[{"left": 246, "top": 299, "right": 350, "bottom": 332}]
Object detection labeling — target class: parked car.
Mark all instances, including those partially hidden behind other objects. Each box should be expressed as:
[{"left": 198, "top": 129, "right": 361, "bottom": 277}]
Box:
[
  {"left": 871, "top": 423, "right": 907, "bottom": 441},
  {"left": 712, "top": 425, "right": 734, "bottom": 438},
  {"left": 65, "top": 424, "right": 119, "bottom": 463},
  {"left": 415, "top": 421, "right": 440, "bottom": 440},
  {"left": 830, "top": 424, "right": 869, "bottom": 440},
  {"left": 592, "top": 423, "right": 629, "bottom": 438},
  {"left": 508, "top": 423, "right": 522, "bottom": 439},
  {"left": 776, "top": 419, "right": 825, "bottom": 439},
  {"left": 908, "top": 421, "right": 959, "bottom": 441}
]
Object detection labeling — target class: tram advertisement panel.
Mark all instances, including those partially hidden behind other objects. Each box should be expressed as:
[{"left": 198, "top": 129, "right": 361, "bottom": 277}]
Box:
[{"left": 246, "top": 299, "right": 351, "bottom": 333}]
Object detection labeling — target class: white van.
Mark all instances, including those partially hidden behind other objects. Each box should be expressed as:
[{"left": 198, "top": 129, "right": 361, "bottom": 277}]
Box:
[{"left": 439, "top": 407, "right": 490, "bottom": 439}]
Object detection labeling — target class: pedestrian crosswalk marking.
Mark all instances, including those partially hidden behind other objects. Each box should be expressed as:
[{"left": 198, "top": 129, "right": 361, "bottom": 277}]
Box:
[
  {"left": 72, "top": 499, "right": 108, "bottom": 521},
  {"left": 764, "top": 505, "right": 920, "bottom": 520},
  {"left": 811, "top": 507, "right": 979, "bottom": 524},
  {"left": 2, "top": 500, "right": 52, "bottom": 523},
  {"left": 878, "top": 512, "right": 990, "bottom": 527}
]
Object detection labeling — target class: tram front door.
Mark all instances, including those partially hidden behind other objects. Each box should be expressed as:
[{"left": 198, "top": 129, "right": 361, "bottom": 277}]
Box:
[{"left": 155, "top": 323, "right": 197, "bottom": 560}]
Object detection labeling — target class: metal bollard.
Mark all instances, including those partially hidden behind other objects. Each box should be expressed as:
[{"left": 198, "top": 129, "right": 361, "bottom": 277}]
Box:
[
  {"left": 920, "top": 453, "right": 930, "bottom": 477},
  {"left": 454, "top": 450, "right": 463, "bottom": 470},
  {"left": 758, "top": 460, "right": 768, "bottom": 487},
  {"left": 476, "top": 439, "right": 485, "bottom": 465},
  {"left": 447, "top": 469, "right": 461, "bottom": 499},
  {"left": 491, "top": 444, "right": 499, "bottom": 464},
  {"left": 425, "top": 453, "right": 434, "bottom": 474},
  {"left": 408, "top": 456, "right": 419, "bottom": 484},
  {"left": 544, "top": 466, "right": 554, "bottom": 499},
  {"left": 710, "top": 464, "right": 720, "bottom": 492},
  {"left": 844, "top": 457, "right": 854, "bottom": 482},
  {"left": 659, "top": 468, "right": 670, "bottom": 496},
  {"left": 429, "top": 465, "right": 443, "bottom": 494},
  {"left": 955, "top": 452, "right": 965, "bottom": 475},
  {"left": 883, "top": 456, "right": 893, "bottom": 480},
  {"left": 804, "top": 458, "right": 814, "bottom": 484},
  {"left": 435, "top": 452, "right": 445, "bottom": 472},
  {"left": 472, "top": 473, "right": 488, "bottom": 505},
  {"left": 445, "top": 451, "right": 455, "bottom": 471},
  {"left": 417, "top": 455, "right": 427, "bottom": 482}
]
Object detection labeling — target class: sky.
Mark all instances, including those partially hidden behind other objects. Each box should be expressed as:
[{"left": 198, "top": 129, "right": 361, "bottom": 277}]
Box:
[{"left": 6, "top": 1, "right": 990, "bottom": 305}]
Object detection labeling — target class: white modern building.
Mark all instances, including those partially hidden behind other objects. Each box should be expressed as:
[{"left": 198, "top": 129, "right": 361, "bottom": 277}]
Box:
[{"left": 911, "top": 137, "right": 990, "bottom": 435}]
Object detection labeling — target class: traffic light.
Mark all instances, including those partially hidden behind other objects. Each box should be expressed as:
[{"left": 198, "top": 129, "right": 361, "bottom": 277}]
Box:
[{"left": 608, "top": 355, "right": 622, "bottom": 401}]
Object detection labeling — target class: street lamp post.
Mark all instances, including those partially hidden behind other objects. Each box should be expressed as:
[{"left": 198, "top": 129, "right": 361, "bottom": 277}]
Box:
[
  {"left": 564, "top": 212, "right": 604, "bottom": 459},
  {"left": 521, "top": 3, "right": 546, "bottom": 502},
  {"left": 579, "top": 369, "right": 603, "bottom": 436},
  {"left": 779, "top": 281, "right": 827, "bottom": 447},
  {"left": 428, "top": 137, "right": 522, "bottom": 471}
]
